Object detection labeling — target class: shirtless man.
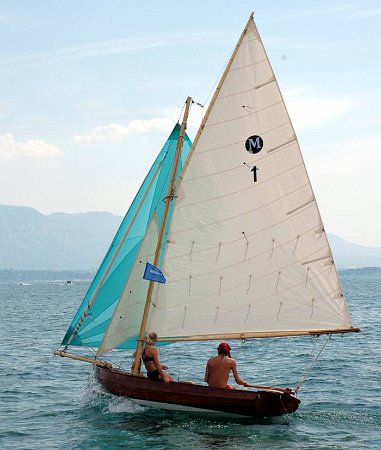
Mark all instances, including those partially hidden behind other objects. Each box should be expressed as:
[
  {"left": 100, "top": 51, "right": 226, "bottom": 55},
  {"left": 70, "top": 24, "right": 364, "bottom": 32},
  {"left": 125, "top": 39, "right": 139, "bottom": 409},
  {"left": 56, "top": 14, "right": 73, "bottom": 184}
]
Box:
[{"left": 204, "top": 342, "right": 248, "bottom": 389}]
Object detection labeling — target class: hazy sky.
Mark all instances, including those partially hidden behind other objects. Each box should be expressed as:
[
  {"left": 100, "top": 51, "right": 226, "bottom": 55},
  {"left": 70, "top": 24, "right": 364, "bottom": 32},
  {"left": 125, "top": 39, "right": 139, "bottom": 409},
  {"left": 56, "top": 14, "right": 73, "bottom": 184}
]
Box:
[{"left": 0, "top": 1, "right": 380, "bottom": 247}]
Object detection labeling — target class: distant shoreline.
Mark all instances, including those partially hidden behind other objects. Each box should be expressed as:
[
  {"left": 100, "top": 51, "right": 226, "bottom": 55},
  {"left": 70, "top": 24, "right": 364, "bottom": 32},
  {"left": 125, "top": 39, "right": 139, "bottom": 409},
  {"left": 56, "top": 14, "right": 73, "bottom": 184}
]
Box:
[
  {"left": 0, "top": 267, "right": 380, "bottom": 283},
  {"left": 0, "top": 269, "right": 96, "bottom": 282},
  {"left": 338, "top": 266, "right": 381, "bottom": 274}
]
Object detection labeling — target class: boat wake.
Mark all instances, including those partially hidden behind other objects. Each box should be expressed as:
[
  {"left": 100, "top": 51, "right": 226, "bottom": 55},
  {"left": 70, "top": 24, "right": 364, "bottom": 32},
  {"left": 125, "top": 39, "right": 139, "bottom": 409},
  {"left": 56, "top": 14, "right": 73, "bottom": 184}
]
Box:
[
  {"left": 295, "top": 409, "right": 381, "bottom": 427},
  {"left": 77, "top": 373, "right": 147, "bottom": 415},
  {"left": 105, "top": 397, "right": 146, "bottom": 414}
]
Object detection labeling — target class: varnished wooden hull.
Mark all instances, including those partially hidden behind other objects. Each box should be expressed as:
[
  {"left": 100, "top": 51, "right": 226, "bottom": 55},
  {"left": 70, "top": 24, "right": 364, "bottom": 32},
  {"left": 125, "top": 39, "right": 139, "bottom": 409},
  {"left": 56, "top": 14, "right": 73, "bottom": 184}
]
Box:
[{"left": 95, "top": 366, "right": 300, "bottom": 418}]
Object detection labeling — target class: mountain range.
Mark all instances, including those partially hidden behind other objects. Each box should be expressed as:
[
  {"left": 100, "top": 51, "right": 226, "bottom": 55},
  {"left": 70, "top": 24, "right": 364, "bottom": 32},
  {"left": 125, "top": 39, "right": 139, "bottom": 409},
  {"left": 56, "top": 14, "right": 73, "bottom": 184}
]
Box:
[{"left": 0, "top": 204, "right": 380, "bottom": 270}]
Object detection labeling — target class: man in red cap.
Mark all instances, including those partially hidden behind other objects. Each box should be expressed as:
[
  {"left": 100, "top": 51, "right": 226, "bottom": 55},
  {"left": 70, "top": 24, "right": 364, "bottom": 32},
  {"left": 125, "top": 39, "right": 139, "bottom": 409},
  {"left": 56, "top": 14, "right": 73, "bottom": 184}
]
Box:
[{"left": 204, "top": 342, "right": 248, "bottom": 389}]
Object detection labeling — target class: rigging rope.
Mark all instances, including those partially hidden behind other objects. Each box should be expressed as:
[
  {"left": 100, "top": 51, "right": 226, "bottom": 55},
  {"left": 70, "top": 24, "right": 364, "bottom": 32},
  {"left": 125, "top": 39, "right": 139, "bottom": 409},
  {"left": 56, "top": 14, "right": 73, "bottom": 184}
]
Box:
[
  {"left": 80, "top": 344, "right": 124, "bottom": 370},
  {"left": 295, "top": 334, "right": 332, "bottom": 394},
  {"left": 177, "top": 101, "right": 186, "bottom": 124}
]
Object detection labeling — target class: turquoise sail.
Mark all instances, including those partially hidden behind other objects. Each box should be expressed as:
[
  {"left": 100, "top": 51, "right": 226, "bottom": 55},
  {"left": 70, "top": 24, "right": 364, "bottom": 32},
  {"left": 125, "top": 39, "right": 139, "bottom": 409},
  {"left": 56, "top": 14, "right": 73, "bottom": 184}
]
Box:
[{"left": 61, "top": 124, "right": 192, "bottom": 349}]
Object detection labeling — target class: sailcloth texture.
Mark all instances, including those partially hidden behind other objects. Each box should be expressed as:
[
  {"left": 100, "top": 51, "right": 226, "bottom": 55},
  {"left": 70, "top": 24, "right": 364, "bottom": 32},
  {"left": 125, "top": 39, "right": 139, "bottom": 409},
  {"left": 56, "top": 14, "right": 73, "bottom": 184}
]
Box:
[
  {"left": 147, "top": 20, "right": 354, "bottom": 340},
  {"left": 61, "top": 124, "right": 192, "bottom": 350}
]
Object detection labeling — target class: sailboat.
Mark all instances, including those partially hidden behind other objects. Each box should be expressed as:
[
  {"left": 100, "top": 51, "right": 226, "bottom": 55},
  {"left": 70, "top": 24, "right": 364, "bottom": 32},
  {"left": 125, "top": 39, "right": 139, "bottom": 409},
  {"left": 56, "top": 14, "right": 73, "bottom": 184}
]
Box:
[{"left": 55, "top": 13, "right": 359, "bottom": 418}]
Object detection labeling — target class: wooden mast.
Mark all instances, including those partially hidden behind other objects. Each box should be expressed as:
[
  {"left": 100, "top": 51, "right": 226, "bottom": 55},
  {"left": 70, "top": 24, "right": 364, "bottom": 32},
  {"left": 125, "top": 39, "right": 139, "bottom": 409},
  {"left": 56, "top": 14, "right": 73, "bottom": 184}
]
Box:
[{"left": 131, "top": 96, "right": 193, "bottom": 375}]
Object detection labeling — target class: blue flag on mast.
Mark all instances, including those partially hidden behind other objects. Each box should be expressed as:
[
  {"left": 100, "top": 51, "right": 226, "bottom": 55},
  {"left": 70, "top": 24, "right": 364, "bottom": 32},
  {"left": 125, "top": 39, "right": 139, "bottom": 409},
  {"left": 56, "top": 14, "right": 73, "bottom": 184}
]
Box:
[{"left": 143, "top": 262, "right": 166, "bottom": 284}]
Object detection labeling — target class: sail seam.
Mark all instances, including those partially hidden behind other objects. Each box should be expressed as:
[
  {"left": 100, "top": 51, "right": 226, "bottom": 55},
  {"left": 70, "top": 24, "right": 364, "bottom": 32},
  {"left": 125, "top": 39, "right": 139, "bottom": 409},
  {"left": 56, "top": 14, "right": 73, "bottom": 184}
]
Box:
[
  {"left": 242, "top": 99, "right": 282, "bottom": 115},
  {"left": 206, "top": 100, "right": 283, "bottom": 128},
  {"left": 271, "top": 300, "right": 346, "bottom": 324},
  {"left": 240, "top": 37, "right": 259, "bottom": 45},
  {"left": 302, "top": 255, "right": 331, "bottom": 265},
  {"left": 155, "top": 264, "right": 337, "bottom": 315},
  {"left": 170, "top": 180, "right": 311, "bottom": 235},
  {"left": 205, "top": 119, "right": 290, "bottom": 148},
  {"left": 79, "top": 316, "right": 118, "bottom": 339},
  {"left": 176, "top": 163, "right": 305, "bottom": 207},
  {"left": 267, "top": 138, "right": 297, "bottom": 154},
  {"left": 159, "top": 269, "right": 332, "bottom": 319},
  {"left": 287, "top": 198, "right": 315, "bottom": 215},
  {"left": 165, "top": 244, "right": 329, "bottom": 288},
  {"left": 254, "top": 78, "right": 276, "bottom": 90},
  {"left": 256, "top": 296, "right": 346, "bottom": 325},
  {"left": 228, "top": 58, "right": 268, "bottom": 72},
  {"left": 188, "top": 138, "right": 246, "bottom": 155},
  {"left": 155, "top": 269, "right": 338, "bottom": 320},
  {"left": 217, "top": 79, "right": 275, "bottom": 100},
  {"left": 185, "top": 135, "right": 296, "bottom": 159},
  {"left": 167, "top": 222, "right": 316, "bottom": 263}
]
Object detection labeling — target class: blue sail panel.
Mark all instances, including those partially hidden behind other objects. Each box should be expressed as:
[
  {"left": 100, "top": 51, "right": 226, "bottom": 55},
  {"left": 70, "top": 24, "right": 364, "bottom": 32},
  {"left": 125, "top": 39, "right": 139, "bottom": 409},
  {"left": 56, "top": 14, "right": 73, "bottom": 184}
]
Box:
[{"left": 61, "top": 124, "right": 192, "bottom": 349}]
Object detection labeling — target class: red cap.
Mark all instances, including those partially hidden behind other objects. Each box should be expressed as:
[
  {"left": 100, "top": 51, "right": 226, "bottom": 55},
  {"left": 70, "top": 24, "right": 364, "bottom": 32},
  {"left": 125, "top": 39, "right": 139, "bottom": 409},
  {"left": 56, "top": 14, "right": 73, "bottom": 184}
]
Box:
[{"left": 218, "top": 342, "right": 231, "bottom": 357}]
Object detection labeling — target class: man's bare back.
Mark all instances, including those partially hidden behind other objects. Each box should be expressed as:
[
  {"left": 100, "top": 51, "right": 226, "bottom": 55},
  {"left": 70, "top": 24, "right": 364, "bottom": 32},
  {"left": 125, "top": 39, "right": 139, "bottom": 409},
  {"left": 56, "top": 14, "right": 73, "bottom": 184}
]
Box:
[{"left": 204, "top": 343, "right": 247, "bottom": 389}]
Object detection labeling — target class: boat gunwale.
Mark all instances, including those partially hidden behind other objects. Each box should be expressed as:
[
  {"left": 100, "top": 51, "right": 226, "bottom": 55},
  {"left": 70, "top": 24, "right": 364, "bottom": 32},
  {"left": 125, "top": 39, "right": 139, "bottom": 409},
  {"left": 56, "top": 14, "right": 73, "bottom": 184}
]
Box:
[{"left": 95, "top": 365, "right": 300, "bottom": 417}]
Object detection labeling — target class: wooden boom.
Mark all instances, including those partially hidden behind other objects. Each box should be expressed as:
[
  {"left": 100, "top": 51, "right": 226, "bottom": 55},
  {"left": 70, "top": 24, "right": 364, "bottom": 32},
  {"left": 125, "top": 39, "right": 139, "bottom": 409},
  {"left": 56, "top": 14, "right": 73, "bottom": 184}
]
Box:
[{"left": 54, "top": 350, "right": 112, "bottom": 368}]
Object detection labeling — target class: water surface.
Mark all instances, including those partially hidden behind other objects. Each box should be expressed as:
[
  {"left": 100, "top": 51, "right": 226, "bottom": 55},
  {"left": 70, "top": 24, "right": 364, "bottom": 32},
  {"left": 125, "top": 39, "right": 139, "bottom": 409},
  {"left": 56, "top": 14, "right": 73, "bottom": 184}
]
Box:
[{"left": 0, "top": 269, "right": 380, "bottom": 449}]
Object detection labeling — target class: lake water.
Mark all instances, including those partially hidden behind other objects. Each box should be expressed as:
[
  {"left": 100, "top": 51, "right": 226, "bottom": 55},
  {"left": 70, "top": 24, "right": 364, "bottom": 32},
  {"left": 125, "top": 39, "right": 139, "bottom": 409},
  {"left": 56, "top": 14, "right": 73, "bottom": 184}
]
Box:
[{"left": 0, "top": 269, "right": 380, "bottom": 449}]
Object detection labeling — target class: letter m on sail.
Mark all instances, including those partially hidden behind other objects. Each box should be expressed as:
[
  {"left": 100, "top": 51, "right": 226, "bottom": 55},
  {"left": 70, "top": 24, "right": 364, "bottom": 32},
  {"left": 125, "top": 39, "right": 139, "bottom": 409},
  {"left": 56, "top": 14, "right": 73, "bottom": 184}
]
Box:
[{"left": 245, "top": 135, "right": 263, "bottom": 154}]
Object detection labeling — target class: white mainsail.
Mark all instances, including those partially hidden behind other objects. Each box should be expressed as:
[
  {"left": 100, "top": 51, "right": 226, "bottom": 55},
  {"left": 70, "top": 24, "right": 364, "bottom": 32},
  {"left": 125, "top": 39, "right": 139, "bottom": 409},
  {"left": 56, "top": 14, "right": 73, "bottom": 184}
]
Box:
[{"left": 147, "top": 18, "right": 354, "bottom": 340}]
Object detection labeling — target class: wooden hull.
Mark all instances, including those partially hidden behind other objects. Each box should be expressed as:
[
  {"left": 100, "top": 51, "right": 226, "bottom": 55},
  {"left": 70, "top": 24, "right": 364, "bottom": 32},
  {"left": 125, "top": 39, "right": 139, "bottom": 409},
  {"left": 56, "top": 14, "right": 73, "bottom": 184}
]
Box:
[{"left": 95, "top": 366, "right": 300, "bottom": 418}]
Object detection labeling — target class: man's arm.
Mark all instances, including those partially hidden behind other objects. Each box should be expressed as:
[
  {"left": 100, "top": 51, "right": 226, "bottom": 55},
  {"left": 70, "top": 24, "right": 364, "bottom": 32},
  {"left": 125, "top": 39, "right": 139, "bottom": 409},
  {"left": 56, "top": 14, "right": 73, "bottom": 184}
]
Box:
[
  {"left": 231, "top": 359, "right": 247, "bottom": 386},
  {"left": 204, "top": 362, "right": 210, "bottom": 384}
]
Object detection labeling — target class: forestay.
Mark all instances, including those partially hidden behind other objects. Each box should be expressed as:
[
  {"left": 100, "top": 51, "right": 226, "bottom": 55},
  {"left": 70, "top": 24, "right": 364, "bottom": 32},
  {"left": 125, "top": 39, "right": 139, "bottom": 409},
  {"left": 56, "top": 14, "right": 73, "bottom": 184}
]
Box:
[{"left": 147, "top": 18, "right": 355, "bottom": 340}]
